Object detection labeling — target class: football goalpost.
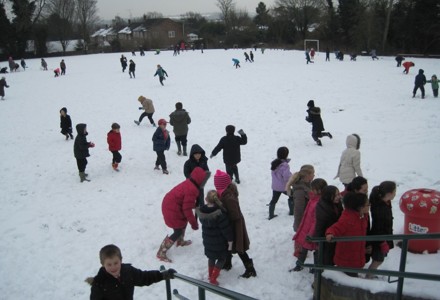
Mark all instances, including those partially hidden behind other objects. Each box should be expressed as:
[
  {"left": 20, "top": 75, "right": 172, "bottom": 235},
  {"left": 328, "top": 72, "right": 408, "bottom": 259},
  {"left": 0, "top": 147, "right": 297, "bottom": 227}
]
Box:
[{"left": 304, "top": 39, "right": 319, "bottom": 53}]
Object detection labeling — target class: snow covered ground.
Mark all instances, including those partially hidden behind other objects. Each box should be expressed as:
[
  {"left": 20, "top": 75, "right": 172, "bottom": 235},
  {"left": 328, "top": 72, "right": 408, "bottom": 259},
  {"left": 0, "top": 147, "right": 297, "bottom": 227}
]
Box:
[{"left": 0, "top": 49, "right": 439, "bottom": 300}]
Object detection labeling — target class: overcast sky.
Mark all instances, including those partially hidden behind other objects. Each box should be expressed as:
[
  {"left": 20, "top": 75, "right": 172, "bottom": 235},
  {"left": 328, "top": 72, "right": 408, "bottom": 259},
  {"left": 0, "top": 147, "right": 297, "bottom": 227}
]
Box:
[{"left": 96, "top": 0, "right": 277, "bottom": 20}]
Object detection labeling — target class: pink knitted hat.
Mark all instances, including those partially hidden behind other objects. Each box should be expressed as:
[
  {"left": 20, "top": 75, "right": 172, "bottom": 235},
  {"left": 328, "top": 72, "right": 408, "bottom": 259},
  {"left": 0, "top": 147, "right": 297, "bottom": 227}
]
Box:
[{"left": 214, "top": 169, "right": 231, "bottom": 196}]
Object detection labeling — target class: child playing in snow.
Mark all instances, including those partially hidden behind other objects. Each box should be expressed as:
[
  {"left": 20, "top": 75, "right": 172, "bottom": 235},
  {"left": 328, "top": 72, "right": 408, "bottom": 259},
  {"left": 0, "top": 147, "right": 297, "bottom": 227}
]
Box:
[
  {"left": 268, "top": 146, "right": 293, "bottom": 219},
  {"left": 232, "top": 58, "right": 241, "bottom": 68},
  {"left": 291, "top": 178, "right": 327, "bottom": 271},
  {"left": 326, "top": 192, "right": 370, "bottom": 277},
  {"left": 154, "top": 64, "right": 168, "bottom": 86},
  {"left": 74, "top": 123, "right": 95, "bottom": 182},
  {"left": 54, "top": 68, "right": 60, "bottom": 77},
  {"left": 184, "top": 144, "right": 210, "bottom": 210},
  {"left": 210, "top": 125, "right": 247, "bottom": 184},
  {"left": 427, "top": 74, "right": 439, "bottom": 98},
  {"left": 152, "top": 119, "right": 170, "bottom": 174},
  {"left": 0, "top": 76, "right": 10, "bottom": 100},
  {"left": 107, "top": 123, "right": 122, "bottom": 171},
  {"left": 335, "top": 134, "right": 363, "bottom": 189},
  {"left": 59, "top": 107, "right": 73, "bottom": 140},
  {"left": 87, "top": 244, "right": 175, "bottom": 299},
  {"left": 367, "top": 181, "right": 396, "bottom": 279},
  {"left": 135, "top": 96, "right": 156, "bottom": 127},
  {"left": 196, "top": 190, "right": 233, "bottom": 285},
  {"left": 413, "top": 69, "right": 427, "bottom": 99},
  {"left": 305, "top": 50, "right": 313, "bottom": 64},
  {"left": 128, "top": 59, "right": 135, "bottom": 78},
  {"left": 306, "top": 100, "right": 332, "bottom": 146},
  {"left": 402, "top": 61, "right": 414, "bottom": 74},
  {"left": 157, "top": 167, "right": 210, "bottom": 262}
]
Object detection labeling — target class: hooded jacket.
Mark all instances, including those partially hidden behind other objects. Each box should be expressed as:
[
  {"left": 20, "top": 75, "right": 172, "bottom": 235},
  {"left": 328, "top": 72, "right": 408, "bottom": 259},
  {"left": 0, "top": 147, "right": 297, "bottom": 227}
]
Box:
[
  {"left": 183, "top": 144, "right": 209, "bottom": 178},
  {"left": 169, "top": 109, "right": 191, "bottom": 136},
  {"left": 271, "top": 159, "right": 292, "bottom": 192},
  {"left": 414, "top": 69, "right": 427, "bottom": 86},
  {"left": 74, "top": 123, "right": 91, "bottom": 159},
  {"left": 335, "top": 134, "right": 363, "bottom": 184},
  {"left": 139, "top": 97, "right": 155, "bottom": 114},
  {"left": 211, "top": 131, "right": 247, "bottom": 165},
  {"left": 162, "top": 167, "right": 207, "bottom": 229}
]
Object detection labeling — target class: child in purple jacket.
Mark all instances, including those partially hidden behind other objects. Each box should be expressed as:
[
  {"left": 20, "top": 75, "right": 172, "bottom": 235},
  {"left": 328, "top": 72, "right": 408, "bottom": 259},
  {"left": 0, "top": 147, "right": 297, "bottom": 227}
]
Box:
[{"left": 268, "top": 147, "right": 293, "bottom": 219}]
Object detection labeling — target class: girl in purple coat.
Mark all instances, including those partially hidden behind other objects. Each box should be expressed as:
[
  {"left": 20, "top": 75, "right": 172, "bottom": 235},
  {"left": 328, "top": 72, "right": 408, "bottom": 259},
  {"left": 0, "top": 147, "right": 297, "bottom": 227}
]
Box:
[{"left": 268, "top": 147, "right": 293, "bottom": 219}]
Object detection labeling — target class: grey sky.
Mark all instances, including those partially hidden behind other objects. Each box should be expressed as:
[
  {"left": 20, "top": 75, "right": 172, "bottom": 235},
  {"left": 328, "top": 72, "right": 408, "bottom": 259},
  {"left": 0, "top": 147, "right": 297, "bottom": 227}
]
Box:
[{"left": 96, "top": 0, "right": 277, "bottom": 20}]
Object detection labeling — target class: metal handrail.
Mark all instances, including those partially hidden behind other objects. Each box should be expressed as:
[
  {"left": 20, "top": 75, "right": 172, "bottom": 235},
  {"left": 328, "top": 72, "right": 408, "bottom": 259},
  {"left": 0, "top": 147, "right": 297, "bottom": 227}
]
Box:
[
  {"left": 160, "top": 266, "right": 258, "bottom": 300},
  {"left": 303, "top": 233, "right": 440, "bottom": 300}
]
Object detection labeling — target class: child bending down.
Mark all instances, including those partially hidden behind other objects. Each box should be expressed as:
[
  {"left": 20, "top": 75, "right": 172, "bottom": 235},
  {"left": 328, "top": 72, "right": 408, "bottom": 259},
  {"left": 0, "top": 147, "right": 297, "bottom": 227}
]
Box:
[
  {"left": 86, "top": 244, "right": 175, "bottom": 300},
  {"left": 196, "top": 190, "right": 233, "bottom": 285}
]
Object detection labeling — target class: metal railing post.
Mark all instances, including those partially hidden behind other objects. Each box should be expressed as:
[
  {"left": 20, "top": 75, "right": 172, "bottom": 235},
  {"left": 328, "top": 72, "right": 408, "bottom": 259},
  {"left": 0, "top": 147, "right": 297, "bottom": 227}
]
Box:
[
  {"left": 198, "top": 286, "right": 206, "bottom": 300},
  {"left": 396, "top": 239, "right": 409, "bottom": 300},
  {"left": 315, "top": 241, "right": 323, "bottom": 300}
]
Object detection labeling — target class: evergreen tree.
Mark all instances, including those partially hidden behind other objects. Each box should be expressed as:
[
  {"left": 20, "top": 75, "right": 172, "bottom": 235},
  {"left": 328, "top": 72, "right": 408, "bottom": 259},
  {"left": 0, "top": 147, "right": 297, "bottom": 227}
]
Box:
[{"left": 11, "top": 0, "right": 36, "bottom": 56}]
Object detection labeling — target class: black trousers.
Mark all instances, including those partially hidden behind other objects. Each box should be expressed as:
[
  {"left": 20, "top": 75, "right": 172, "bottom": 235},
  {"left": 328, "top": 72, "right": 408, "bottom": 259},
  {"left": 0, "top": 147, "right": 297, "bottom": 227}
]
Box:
[
  {"left": 169, "top": 228, "right": 184, "bottom": 241},
  {"left": 111, "top": 151, "right": 122, "bottom": 164},
  {"left": 225, "top": 164, "right": 239, "bottom": 180},
  {"left": 155, "top": 150, "right": 167, "bottom": 170},
  {"left": 413, "top": 84, "right": 425, "bottom": 97},
  {"left": 76, "top": 158, "right": 87, "bottom": 172},
  {"left": 175, "top": 135, "right": 188, "bottom": 146},
  {"left": 139, "top": 112, "right": 154, "bottom": 124}
]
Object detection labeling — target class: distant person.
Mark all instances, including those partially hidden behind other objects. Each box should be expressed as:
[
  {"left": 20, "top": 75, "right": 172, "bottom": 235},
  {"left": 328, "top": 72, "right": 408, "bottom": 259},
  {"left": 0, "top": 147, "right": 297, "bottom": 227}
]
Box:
[
  {"left": 306, "top": 100, "right": 332, "bottom": 146},
  {"left": 8, "top": 57, "right": 15, "bottom": 72},
  {"left": 412, "top": 69, "right": 426, "bottom": 99},
  {"left": 120, "top": 55, "right": 127, "bottom": 72},
  {"left": 325, "top": 48, "right": 330, "bottom": 61},
  {"left": 210, "top": 125, "right": 247, "bottom": 184},
  {"left": 350, "top": 53, "right": 357, "bottom": 61},
  {"left": 59, "top": 107, "right": 74, "bottom": 140},
  {"left": 60, "top": 59, "right": 66, "bottom": 75},
  {"left": 128, "top": 59, "right": 135, "bottom": 78},
  {"left": 250, "top": 51, "right": 254, "bottom": 62},
  {"left": 395, "top": 55, "right": 404, "bottom": 67},
  {"left": 135, "top": 96, "right": 156, "bottom": 127},
  {"left": 154, "top": 64, "right": 168, "bottom": 86},
  {"left": 232, "top": 58, "right": 241, "bottom": 68},
  {"left": 87, "top": 244, "right": 175, "bottom": 299},
  {"left": 169, "top": 102, "right": 191, "bottom": 156},
  {"left": 426, "top": 74, "right": 438, "bottom": 98},
  {"left": 370, "top": 49, "right": 379, "bottom": 60},
  {"left": 0, "top": 76, "right": 10, "bottom": 100},
  {"left": 41, "top": 58, "right": 48, "bottom": 70},
  {"left": 244, "top": 52, "right": 251, "bottom": 62},
  {"left": 402, "top": 61, "right": 414, "bottom": 74},
  {"left": 310, "top": 48, "right": 315, "bottom": 60},
  {"left": 0, "top": 67, "right": 7, "bottom": 74},
  {"left": 305, "top": 50, "right": 313, "bottom": 64},
  {"left": 54, "top": 68, "right": 60, "bottom": 77},
  {"left": 20, "top": 58, "right": 26, "bottom": 70},
  {"left": 107, "top": 123, "right": 122, "bottom": 171}
]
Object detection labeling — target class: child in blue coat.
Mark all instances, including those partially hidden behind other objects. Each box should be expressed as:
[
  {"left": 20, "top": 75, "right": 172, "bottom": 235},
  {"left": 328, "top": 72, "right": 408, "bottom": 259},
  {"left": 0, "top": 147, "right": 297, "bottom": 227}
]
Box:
[{"left": 152, "top": 119, "right": 171, "bottom": 174}]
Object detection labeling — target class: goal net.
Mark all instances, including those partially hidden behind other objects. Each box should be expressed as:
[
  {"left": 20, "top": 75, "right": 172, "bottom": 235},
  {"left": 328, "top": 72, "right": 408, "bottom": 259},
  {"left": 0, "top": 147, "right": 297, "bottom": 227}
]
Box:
[{"left": 304, "top": 39, "right": 319, "bottom": 53}]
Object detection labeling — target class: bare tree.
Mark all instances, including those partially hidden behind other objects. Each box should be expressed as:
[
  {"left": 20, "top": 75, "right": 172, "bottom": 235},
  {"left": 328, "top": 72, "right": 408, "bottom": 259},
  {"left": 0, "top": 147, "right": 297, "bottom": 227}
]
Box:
[
  {"left": 217, "top": 0, "right": 236, "bottom": 31},
  {"left": 75, "top": 0, "right": 99, "bottom": 52},
  {"left": 47, "top": 0, "right": 76, "bottom": 52},
  {"left": 32, "top": 0, "right": 47, "bottom": 24}
]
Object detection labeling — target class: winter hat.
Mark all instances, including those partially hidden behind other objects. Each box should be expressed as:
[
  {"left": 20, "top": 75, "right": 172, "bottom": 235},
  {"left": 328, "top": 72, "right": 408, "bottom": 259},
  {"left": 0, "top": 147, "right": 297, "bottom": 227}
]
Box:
[
  {"left": 158, "top": 119, "right": 167, "bottom": 126},
  {"left": 175, "top": 102, "right": 183, "bottom": 110},
  {"left": 214, "top": 170, "right": 231, "bottom": 197},
  {"left": 307, "top": 100, "right": 315, "bottom": 108},
  {"left": 277, "top": 146, "right": 289, "bottom": 160},
  {"left": 60, "top": 107, "right": 67, "bottom": 113},
  {"left": 225, "top": 125, "right": 235, "bottom": 135},
  {"left": 111, "top": 123, "right": 120, "bottom": 129}
]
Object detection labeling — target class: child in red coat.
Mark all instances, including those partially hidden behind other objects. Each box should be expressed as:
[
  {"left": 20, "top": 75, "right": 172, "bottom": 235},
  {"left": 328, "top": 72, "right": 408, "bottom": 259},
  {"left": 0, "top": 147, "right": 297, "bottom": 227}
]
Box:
[
  {"left": 326, "top": 192, "right": 370, "bottom": 277},
  {"left": 402, "top": 61, "right": 414, "bottom": 74},
  {"left": 291, "top": 178, "right": 327, "bottom": 271},
  {"left": 107, "top": 123, "right": 122, "bottom": 171}
]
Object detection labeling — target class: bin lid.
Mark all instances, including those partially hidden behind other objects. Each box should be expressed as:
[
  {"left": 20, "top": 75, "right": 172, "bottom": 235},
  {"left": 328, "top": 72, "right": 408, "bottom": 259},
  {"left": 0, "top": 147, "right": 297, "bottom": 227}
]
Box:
[{"left": 399, "top": 188, "right": 440, "bottom": 217}]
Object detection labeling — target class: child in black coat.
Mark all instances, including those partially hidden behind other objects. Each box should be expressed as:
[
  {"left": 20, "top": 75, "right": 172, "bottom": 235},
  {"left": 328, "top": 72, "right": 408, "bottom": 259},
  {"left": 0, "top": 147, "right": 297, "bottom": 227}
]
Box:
[
  {"left": 87, "top": 244, "right": 175, "bottom": 300},
  {"left": 196, "top": 191, "right": 233, "bottom": 285},
  {"left": 74, "top": 123, "right": 95, "bottom": 182},
  {"left": 128, "top": 59, "right": 135, "bottom": 78},
  {"left": 60, "top": 107, "right": 74, "bottom": 140},
  {"left": 306, "top": 100, "right": 332, "bottom": 146},
  {"left": 184, "top": 144, "right": 210, "bottom": 208}
]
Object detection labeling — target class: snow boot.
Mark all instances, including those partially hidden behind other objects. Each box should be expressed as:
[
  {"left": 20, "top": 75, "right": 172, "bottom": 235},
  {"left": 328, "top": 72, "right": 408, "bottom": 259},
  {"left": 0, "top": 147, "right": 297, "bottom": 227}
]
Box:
[
  {"left": 288, "top": 198, "right": 294, "bottom": 215},
  {"left": 112, "top": 163, "right": 119, "bottom": 171},
  {"left": 182, "top": 145, "right": 187, "bottom": 156},
  {"left": 222, "top": 253, "right": 233, "bottom": 270},
  {"left": 209, "top": 267, "right": 221, "bottom": 285},
  {"left": 79, "top": 172, "right": 90, "bottom": 182},
  {"left": 268, "top": 203, "right": 278, "bottom": 220},
  {"left": 134, "top": 120, "right": 140, "bottom": 125},
  {"left": 157, "top": 236, "right": 174, "bottom": 263},
  {"left": 176, "top": 141, "right": 182, "bottom": 156},
  {"left": 240, "top": 259, "right": 257, "bottom": 278},
  {"left": 176, "top": 231, "right": 192, "bottom": 247}
]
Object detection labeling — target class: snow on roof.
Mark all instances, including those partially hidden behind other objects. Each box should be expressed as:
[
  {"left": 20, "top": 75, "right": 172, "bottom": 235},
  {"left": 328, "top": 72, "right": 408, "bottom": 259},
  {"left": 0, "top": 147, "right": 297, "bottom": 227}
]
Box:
[
  {"left": 91, "top": 27, "right": 116, "bottom": 37},
  {"left": 132, "top": 25, "right": 146, "bottom": 32},
  {"left": 118, "top": 26, "right": 132, "bottom": 34}
]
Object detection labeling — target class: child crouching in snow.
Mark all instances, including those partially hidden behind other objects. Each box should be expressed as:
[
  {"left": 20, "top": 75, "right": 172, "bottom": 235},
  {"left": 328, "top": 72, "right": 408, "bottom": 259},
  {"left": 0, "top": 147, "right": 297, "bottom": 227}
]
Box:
[
  {"left": 196, "top": 190, "right": 233, "bottom": 285},
  {"left": 107, "top": 123, "right": 122, "bottom": 171},
  {"left": 291, "top": 178, "right": 327, "bottom": 271},
  {"left": 59, "top": 107, "right": 73, "bottom": 140},
  {"left": 86, "top": 244, "right": 176, "bottom": 299}
]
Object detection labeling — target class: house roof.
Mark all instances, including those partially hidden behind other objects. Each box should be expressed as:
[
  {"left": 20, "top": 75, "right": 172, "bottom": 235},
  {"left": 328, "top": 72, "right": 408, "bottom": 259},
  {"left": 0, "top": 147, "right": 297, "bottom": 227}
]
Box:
[
  {"left": 118, "top": 26, "right": 132, "bottom": 34},
  {"left": 91, "top": 27, "right": 116, "bottom": 37}
]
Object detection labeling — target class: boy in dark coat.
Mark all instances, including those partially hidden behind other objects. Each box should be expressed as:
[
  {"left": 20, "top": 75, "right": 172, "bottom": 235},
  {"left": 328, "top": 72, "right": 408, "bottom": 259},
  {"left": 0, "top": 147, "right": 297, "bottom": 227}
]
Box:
[
  {"left": 152, "top": 119, "right": 171, "bottom": 174},
  {"left": 210, "top": 125, "right": 247, "bottom": 184},
  {"left": 88, "top": 244, "right": 175, "bottom": 300},
  {"left": 395, "top": 55, "right": 404, "bottom": 67},
  {"left": 169, "top": 102, "right": 191, "bottom": 156},
  {"left": 128, "top": 59, "right": 135, "bottom": 78},
  {"left": 196, "top": 190, "right": 233, "bottom": 285},
  {"left": 107, "top": 123, "right": 122, "bottom": 171},
  {"left": 60, "top": 107, "right": 74, "bottom": 140},
  {"left": 74, "top": 123, "right": 95, "bottom": 182},
  {"left": 306, "top": 100, "right": 332, "bottom": 146},
  {"left": 184, "top": 144, "right": 210, "bottom": 209},
  {"left": 120, "top": 55, "right": 127, "bottom": 72},
  {"left": 413, "top": 69, "right": 427, "bottom": 99},
  {"left": 60, "top": 59, "right": 66, "bottom": 75}
]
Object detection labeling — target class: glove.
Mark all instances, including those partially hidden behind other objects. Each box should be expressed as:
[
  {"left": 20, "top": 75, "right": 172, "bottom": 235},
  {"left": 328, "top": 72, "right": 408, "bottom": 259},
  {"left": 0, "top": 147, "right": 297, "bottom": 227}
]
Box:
[
  {"left": 238, "top": 129, "right": 245, "bottom": 135},
  {"left": 89, "top": 142, "right": 95, "bottom": 148},
  {"left": 139, "top": 107, "right": 143, "bottom": 110},
  {"left": 210, "top": 154, "right": 214, "bottom": 159},
  {"left": 380, "top": 241, "right": 390, "bottom": 254},
  {"left": 191, "top": 222, "right": 199, "bottom": 230},
  {"left": 161, "top": 268, "right": 176, "bottom": 280}
]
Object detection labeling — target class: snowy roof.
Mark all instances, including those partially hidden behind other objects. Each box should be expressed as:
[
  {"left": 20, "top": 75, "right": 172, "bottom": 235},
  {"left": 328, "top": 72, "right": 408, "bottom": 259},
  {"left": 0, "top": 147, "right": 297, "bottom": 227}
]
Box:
[
  {"left": 132, "top": 25, "right": 146, "bottom": 32},
  {"left": 91, "top": 27, "right": 116, "bottom": 37},
  {"left": 118, "top": 26, "right": 132, "bottom": 34}
]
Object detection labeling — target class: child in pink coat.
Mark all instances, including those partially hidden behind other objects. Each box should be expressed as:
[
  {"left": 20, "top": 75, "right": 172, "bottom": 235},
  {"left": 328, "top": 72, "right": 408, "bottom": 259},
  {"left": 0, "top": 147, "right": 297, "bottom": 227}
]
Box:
[{"left": 291, "top": 178, "right": 327, "bottom": 271}]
